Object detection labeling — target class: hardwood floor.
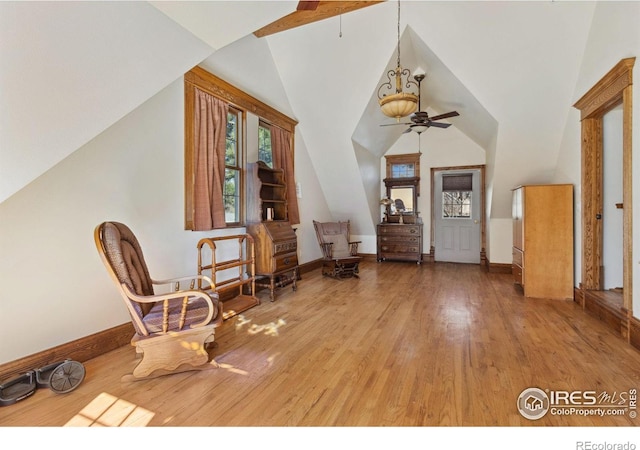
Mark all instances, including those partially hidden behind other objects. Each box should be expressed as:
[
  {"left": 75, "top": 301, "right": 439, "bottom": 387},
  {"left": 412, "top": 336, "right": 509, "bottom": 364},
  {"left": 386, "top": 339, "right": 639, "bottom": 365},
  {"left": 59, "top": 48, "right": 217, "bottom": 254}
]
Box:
[{"left": 2, "top": 261, "right": 640, "bottom": 428}]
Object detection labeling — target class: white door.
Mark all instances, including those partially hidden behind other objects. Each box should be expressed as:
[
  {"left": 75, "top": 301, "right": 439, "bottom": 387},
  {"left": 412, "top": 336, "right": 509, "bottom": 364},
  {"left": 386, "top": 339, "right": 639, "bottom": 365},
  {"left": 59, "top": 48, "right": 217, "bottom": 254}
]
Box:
[{"left": 434, "top": 169, "right": 481, "bottom": 263}]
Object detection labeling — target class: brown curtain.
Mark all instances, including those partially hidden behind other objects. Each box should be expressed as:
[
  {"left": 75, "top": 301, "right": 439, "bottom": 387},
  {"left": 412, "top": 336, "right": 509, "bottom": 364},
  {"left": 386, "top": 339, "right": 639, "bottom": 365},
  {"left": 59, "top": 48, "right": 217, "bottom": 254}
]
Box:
[
  {"left": 193, "top": 87, "right": 229, "bottom": 230},
  {"left": 272, "top": 127, "right": 299, "bottom": 225}
]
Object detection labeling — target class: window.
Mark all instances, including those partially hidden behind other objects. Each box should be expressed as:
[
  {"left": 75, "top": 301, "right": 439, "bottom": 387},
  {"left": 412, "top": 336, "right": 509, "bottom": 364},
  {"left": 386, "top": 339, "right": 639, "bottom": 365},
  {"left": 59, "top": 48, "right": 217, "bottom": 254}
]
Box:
[
  {"left": 442, "top": 191, "right": 472, "bottom": 218},
  {"left": 258, "top": 121, "right": 273, "bottom": 167},
  {"left": 442, "top": 174, "right": 472, "bottom": 218},
  {"left": 184, "top": 67, "right": 298, "bottom": 230},
  {"left": 391, "top": 163, "right": 415, "bottom": 178},
  {"left": 385, "top": 154, "right": 420, "bottom": 179},
  {"left": 224, "top": 108, "right": 242, "bottom": 225}
]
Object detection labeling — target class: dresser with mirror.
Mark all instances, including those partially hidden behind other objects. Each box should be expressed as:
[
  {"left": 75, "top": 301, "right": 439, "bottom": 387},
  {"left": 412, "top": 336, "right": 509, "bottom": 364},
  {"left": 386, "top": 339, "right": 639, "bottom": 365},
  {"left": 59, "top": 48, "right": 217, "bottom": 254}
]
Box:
[{"left": 377, "top": 154, "right": 423, "bottom": 264}]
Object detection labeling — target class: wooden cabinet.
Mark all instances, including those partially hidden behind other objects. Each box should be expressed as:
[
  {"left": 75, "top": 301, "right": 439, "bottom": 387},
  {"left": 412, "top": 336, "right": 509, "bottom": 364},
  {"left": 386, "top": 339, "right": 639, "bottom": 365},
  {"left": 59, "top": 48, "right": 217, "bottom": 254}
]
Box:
[
  {"left": 247, "top": 161, "right": 298, "bottom": 301},
  {"left": 376, "top": 221, "right": 423, "bottom": 264},
  {"left": 512, "top": 184, "right": 573, "bottom": 300}
]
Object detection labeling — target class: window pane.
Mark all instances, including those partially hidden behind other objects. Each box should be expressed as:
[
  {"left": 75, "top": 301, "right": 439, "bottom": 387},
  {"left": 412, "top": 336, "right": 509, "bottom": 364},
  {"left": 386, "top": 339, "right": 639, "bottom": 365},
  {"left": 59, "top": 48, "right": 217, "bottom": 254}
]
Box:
[
  {"left": 226, "top": 112, "right": 237, "bottom": 166},
  {"left": 224, "top": 108, "right": 241, "bottom": 224},
  {"left": 258, "top": 124, "right": 273, "bottom": 167},
  {"left": 224, "top": 168, "right": 240, "bottom": 223},
  {"left": 442, "top": 191, "right": 472, "bottom": 218},
  {"left": 391, "top": 163, "right": 415, "bottom": 178}
]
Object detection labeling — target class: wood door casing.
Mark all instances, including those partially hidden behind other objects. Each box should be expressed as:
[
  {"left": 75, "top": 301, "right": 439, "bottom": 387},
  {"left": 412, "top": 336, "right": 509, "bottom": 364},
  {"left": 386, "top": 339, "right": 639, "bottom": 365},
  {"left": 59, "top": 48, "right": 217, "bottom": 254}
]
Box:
[{"left": 573, "top": 58, "right": 634, "bottom": 325}]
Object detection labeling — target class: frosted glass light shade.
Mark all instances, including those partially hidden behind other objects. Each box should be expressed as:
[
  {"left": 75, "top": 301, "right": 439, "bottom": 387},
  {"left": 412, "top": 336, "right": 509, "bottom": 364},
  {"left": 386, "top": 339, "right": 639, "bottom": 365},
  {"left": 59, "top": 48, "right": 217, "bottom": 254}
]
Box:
[
  {"left": 379, "top": 92, "right": 418, "bottom": 120},
  {"left": 411, "top": 124, "right": 429, "bottom": 133}
]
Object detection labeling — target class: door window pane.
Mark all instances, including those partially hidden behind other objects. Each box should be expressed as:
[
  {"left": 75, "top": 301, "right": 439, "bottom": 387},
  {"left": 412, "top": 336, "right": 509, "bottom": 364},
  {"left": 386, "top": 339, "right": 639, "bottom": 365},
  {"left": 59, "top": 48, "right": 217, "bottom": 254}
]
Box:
[{"left": 442, "top": 191, "right": 472, "bottom": 218}]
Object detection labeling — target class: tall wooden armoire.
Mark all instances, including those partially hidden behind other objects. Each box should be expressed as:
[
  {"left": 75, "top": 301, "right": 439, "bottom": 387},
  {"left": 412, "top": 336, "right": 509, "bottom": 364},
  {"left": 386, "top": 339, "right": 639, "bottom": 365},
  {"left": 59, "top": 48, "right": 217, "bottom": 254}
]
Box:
[
  {"left": 246, "top": 161, "right": 298, "bottom": 301},
  {"left": 512, "top": 184, "right": 574, "bottom": 300}
]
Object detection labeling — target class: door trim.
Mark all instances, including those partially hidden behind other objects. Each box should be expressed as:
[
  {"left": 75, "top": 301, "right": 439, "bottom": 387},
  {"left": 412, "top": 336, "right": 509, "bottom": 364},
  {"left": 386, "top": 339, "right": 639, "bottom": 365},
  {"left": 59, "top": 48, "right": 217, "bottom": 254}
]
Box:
[
  {"left": 573, "top": 58, "right": 634, "bottom": 325},
  {"left": 430, "top": 165, "right": 486, "bottom": 265}
]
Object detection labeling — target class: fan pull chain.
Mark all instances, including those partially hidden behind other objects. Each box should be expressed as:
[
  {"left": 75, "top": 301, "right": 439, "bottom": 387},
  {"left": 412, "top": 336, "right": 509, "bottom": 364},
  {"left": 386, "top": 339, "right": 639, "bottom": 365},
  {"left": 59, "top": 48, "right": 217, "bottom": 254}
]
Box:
[{"left": 339, "top": 14, "right": 343, "bottom": 38}]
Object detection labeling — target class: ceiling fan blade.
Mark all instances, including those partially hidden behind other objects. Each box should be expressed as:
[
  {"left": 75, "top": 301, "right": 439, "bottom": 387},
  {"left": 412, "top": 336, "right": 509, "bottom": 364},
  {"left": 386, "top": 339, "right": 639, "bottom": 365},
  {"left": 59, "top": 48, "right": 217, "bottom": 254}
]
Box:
[
  {"left": 429, "top": 111, "right": 459, "bottom": 121},
  {"left": 380, "top": 122, "right": 411, "bottom": 127},
  {"left": 297, "top": 1, "right": 320, "bottom": 11},
  {"left": 254, "top": 1, "right": 383, "bottom": 38},
  {"left": 428, "top": 121, "right": 451, "bottom": 128}
]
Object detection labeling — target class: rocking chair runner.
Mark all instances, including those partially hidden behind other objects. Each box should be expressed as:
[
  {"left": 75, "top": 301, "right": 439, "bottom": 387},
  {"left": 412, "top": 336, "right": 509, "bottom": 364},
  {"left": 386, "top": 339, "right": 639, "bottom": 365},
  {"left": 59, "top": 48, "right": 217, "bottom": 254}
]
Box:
[
  {"left": 313, "top": 220, "right": 362, "bottom": 279},
  {"left": 94, "top": 222, "right": 223, "bottom": 380}
]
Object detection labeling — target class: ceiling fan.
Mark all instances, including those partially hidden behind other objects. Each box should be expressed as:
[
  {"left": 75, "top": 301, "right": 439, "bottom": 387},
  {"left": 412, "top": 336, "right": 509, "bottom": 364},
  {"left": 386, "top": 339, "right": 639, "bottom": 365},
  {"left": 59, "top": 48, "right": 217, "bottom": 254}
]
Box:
[{"left": 380, "top": 74, "right": 460, "bottom": 134}]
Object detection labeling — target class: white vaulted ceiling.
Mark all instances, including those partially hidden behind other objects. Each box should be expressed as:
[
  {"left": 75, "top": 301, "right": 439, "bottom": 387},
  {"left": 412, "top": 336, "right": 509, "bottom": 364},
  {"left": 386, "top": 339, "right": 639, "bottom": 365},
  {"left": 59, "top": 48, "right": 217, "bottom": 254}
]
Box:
[{"left": 1, "top": 1, "right": 597, "bottom": 226}]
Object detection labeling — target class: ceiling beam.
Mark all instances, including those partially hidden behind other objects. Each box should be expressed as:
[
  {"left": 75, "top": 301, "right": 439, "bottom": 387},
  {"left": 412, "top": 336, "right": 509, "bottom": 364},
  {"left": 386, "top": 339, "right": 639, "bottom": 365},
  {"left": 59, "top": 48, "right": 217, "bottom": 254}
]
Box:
[
  {"left": 254, "top": 1, "right": 384, "bottom": 38},
  {"left": 297, "top": 1, "right": 320, "bottom": 11}
]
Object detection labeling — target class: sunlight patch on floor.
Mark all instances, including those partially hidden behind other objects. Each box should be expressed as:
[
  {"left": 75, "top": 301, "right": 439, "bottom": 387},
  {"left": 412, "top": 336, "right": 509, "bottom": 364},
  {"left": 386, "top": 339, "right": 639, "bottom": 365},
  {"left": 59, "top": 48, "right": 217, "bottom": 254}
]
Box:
[
  {"left": 64, "top": 392, "right": 154, "bottom": 426},
  {"left": 235, "top": 314, "right": 287, "bottom": 336}
]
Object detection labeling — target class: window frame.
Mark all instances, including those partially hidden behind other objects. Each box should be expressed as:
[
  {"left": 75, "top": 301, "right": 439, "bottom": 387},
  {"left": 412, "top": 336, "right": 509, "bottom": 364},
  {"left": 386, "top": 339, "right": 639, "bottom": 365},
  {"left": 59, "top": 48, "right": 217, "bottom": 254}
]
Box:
[
  {"left": 384, "top": 153, "right": 421, "bottom": 195},
  {"left": 184, "top": 67, "right": 297, "bottom": 230}
]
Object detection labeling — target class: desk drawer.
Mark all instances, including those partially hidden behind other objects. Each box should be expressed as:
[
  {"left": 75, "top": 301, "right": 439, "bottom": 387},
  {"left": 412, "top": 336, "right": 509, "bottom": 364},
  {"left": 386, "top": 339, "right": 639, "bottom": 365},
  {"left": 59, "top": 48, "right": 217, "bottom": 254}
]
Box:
[
  {"left": 274, "top": 240, "right": 297, "bottom": 255},
  {"left": 274, "top": 252, "right": 297, "bottom": 273}
]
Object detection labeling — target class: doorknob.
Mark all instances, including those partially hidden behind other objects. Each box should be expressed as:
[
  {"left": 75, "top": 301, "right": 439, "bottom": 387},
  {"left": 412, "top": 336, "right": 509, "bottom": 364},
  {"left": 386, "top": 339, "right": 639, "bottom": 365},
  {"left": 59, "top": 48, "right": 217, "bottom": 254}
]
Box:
[{"left": 474, "top": 219, "right": 479, "bottom": 224}]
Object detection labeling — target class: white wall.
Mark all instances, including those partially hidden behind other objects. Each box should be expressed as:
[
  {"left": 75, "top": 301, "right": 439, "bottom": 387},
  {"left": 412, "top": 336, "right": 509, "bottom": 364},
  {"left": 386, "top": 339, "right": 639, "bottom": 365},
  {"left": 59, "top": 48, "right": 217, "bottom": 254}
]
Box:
[{"left": 0, "top": 76, "right": 331, "bottom": 365}]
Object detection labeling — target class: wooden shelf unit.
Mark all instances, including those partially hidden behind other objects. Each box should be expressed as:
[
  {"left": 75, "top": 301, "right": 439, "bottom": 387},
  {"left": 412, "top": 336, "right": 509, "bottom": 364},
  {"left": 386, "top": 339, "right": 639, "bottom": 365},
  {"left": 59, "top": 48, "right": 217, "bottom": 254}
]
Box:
[
  {"left": 247, "top": 161, "right": 288, "bottom": 223},
  {"left": 197, "top": 234, "right": 259, "bottom": 319}
]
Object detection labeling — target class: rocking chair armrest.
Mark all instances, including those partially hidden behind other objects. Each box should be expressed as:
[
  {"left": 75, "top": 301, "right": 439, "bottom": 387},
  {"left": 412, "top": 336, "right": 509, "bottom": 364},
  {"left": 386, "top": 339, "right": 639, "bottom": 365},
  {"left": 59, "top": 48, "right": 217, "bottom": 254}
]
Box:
[{"left": 122, "top": 284, "right": 219, "bottom": 328}]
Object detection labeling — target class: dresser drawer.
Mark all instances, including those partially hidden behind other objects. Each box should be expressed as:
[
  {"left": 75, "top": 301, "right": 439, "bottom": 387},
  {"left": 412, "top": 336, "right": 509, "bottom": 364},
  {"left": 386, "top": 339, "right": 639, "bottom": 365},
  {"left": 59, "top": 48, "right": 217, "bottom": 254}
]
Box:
[
  {"left": 379, "top": 235, "right": 420, "bottom": 244},
  {"left": 274, "top": 252, "right": 297, "bottom": 273},
  {"left": 379, "top": 244, "right": 420, "bottom": 254},
  {"left": 378, "top": 225, "right": 421, "bottom": 236}
]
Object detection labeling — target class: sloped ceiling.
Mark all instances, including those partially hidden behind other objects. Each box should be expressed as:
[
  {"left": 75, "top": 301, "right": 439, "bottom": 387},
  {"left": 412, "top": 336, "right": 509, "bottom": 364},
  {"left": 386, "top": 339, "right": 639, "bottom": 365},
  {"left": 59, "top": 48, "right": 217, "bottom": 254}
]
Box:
[
  {"left": 0, "top": 1, "right": 214, "bottom": 203},
  {"left": 1, "top": 1, "right": 597, "bottom": 228},
  {"left": 264, "top": 1, "right": 595, "bottom": 223},
  {"left": 0, "top": 1, "right": 290, "bottom": 203}
]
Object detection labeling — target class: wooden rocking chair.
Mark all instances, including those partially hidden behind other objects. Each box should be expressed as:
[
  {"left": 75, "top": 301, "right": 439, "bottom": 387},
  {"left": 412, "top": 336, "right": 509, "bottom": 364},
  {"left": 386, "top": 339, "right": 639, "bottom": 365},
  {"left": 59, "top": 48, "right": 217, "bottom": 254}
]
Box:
[
  {"left": 313, "top": 220, "right": 362, "bottom": 279},
  {"left": 94, "top": 222, "right": 222, "bottom": 380}
]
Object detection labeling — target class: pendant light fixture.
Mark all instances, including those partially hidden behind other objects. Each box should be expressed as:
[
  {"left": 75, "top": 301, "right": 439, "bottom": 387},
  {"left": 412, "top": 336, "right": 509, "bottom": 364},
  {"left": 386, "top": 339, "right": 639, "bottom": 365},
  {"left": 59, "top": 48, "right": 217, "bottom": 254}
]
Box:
[{"left": 377, "top": 0, "right": 419, "bottom": 121}]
